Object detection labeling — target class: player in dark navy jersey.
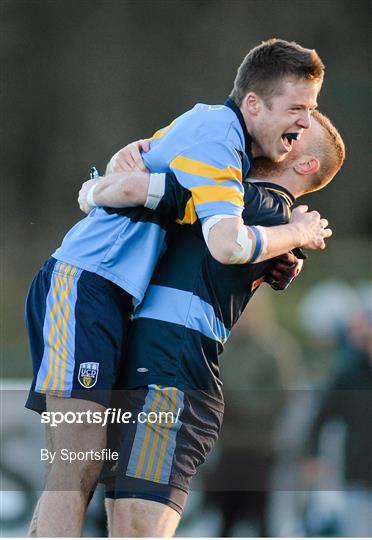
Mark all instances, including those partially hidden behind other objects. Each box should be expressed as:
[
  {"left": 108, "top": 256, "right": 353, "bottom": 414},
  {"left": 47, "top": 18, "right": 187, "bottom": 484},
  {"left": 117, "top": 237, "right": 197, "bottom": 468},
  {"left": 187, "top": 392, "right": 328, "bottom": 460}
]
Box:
[{"left": 97, "top": 110, "right": 345, "bottom": 536}]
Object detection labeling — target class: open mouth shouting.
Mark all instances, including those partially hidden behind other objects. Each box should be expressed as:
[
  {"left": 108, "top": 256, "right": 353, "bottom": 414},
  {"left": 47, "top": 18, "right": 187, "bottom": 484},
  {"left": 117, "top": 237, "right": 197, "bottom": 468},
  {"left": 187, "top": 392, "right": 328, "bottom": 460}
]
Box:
[{"left": 281, "top": 132, "right": 301, "bottom": 152}]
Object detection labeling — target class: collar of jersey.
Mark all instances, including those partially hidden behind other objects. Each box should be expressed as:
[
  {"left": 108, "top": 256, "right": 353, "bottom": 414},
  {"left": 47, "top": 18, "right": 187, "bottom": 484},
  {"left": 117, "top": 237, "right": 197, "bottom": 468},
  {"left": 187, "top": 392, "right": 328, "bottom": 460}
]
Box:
[
  {"left": 224, "top": 97, "right": 253, "bottom": 160},
  {"left": 248, "top": 179, "right": 296, "bottom": 207}
]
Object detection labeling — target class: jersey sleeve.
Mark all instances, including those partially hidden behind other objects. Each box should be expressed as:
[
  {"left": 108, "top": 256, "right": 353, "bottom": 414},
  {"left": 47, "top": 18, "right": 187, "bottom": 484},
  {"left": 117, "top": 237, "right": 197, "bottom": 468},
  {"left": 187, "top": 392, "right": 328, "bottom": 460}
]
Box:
[{"left": 169, "top": 140, "right": 244, "bottom": 224}]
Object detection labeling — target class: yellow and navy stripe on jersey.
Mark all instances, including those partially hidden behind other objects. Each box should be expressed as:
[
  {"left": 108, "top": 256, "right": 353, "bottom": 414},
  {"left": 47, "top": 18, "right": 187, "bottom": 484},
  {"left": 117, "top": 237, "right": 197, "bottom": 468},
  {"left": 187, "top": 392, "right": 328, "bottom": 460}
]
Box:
[{"left": 143, "top": 98, "right": 252, "bottom": 224}]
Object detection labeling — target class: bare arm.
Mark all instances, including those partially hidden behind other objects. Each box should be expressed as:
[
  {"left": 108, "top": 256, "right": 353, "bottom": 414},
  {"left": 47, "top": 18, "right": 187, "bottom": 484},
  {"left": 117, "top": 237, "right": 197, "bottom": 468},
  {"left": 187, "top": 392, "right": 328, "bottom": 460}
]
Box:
[
  {"left": 78, "top": 171, "right": 150, "bottom": 213},
  {"left": 207, "top": 206, "right": 331, "bottom": 264}
]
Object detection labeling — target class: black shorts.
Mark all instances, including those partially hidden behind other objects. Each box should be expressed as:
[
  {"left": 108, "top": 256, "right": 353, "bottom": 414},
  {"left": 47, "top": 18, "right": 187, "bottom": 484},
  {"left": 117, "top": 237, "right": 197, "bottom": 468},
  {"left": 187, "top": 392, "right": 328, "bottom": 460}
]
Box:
[
  {"left": 102, "top": 385, "right": 223, "bottom": 515},
  {"left": 25, "top": 257, "right": 133, "bottom": 413}
]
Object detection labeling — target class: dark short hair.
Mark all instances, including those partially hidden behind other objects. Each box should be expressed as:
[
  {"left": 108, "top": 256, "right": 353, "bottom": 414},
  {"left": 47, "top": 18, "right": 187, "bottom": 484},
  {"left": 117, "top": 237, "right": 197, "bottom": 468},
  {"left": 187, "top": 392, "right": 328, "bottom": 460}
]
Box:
[{"left": 230, "top": 38, "right": 325, "bottom": 105}]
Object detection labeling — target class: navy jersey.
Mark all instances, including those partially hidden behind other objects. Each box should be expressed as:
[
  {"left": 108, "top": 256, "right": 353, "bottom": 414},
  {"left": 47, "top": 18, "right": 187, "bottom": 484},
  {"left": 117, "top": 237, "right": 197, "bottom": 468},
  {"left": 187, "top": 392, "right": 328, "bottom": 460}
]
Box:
[
  {"left": 121, "top": 182, "right": 296, "bottom": 407},
  {"left": 53, "top": 98, "right": 251, "bottom": 303}
]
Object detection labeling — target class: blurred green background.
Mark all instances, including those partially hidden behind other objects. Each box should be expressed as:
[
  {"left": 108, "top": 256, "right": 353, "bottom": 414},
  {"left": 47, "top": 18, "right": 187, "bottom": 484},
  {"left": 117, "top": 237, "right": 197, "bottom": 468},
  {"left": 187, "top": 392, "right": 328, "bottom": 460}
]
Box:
[{"left": 1, "top": 0, "right": 370, "bottom": 378}]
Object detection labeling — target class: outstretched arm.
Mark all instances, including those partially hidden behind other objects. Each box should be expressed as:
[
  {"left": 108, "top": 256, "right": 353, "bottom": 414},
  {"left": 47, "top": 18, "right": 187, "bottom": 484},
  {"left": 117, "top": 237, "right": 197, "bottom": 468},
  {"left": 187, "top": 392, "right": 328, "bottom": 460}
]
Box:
[{"left": 206, "top": 206, "right": 330, "bottom": 264}]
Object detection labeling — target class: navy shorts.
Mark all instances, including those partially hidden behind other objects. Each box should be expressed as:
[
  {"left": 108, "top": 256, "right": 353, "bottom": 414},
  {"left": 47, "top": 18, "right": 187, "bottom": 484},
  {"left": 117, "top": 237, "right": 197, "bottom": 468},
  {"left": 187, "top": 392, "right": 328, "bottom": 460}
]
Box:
[
  {"left": 102, "top": 385, "right": 223, "bottom": 515},
  {"left": 25, "top": 257, "right": 133, "bottom": 413}
]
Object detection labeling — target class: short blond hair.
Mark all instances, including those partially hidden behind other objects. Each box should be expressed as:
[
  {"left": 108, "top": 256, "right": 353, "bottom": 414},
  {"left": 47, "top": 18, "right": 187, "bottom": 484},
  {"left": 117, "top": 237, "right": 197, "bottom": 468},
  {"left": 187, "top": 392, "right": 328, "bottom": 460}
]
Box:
[{"left": 305, "top": 110, "right": 346, "bottom": 192}]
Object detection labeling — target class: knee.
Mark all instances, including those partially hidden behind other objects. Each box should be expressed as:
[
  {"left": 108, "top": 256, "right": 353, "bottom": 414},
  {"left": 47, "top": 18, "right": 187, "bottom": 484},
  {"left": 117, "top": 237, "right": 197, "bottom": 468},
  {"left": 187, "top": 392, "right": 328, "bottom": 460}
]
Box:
[
  {"left": 113, "top": 499, "right": 150, "bottom": 536},
  {"left": 113, "top": 499, "right": 180, "bottom": 537},
  {"left": 78, "top": 456, "right": 103, "bottom": 496},
  {"left": 46, "top": 450, "right": 103, "bottom": 496}
]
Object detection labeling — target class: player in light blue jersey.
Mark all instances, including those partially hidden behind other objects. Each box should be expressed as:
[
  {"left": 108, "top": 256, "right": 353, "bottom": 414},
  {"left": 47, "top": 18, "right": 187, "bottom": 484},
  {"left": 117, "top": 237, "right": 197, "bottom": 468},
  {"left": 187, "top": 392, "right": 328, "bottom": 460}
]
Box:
[{"left": 26, "top": 39, "right": 328, "bottom": 537}]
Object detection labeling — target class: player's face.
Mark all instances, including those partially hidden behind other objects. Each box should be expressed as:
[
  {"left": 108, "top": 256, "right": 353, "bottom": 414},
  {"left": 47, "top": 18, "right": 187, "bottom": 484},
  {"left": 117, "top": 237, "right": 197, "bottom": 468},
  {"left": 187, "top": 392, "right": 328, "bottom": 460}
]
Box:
[{"left": 251, "top": 78, "right": 320, "bottom": 162}]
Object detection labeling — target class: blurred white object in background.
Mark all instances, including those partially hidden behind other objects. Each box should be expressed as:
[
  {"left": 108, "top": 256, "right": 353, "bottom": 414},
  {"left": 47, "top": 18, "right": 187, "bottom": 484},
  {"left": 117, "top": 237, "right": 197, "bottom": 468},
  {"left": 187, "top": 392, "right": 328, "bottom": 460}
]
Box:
[{"left": 298, "top": 279, "right": 360, "bottom": 338}]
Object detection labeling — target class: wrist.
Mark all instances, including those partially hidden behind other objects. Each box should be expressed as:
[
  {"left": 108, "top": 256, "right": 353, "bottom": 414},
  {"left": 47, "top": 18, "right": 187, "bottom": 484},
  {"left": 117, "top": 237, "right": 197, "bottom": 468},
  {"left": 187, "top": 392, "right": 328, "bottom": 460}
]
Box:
[
  {"left": 289, "top": 222, "right": 306, "bottom": 247},
  {"left": 86, "top": 182, "right": 98, "bottom": 208}
]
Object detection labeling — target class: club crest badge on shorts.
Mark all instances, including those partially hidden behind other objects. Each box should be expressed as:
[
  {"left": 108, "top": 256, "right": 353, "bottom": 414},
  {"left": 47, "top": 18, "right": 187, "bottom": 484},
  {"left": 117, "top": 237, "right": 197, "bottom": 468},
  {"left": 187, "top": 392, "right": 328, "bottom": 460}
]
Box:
[{"left": 78, "top": 362, "right": 99, "bottom": 388}]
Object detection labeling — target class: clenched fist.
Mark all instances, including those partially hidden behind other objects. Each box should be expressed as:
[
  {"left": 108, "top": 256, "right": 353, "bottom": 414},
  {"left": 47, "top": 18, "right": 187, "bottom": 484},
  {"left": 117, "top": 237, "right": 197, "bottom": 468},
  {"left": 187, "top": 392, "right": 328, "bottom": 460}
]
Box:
[
  {"left": 266, "top": 252, "right": 304, "bottom": 290},
  {"left": 290, "top": 205, "right": 332, "bottom": 250}
]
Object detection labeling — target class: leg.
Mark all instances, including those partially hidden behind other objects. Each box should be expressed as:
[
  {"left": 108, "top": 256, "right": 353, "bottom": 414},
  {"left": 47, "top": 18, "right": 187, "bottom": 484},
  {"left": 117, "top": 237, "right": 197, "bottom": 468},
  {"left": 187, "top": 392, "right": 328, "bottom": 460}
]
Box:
[
  {"left": 28, "top": 425, "right": 54, "bottom": 537},
  {"left": 105, "top": 497, "right": 115, "bottom": 537},
  {"left": 28, "top": 498, "right": 42, "bottom": 538},
  {"left": 25, "top": 260, "right": 133, "bottom": 536},
  {"left": 111, "top": 498, "right": 180, "bottom": 538},
  {"left": 103, "top": 386, "right": 222, "bottom": 538},
  {"left": 35, "top": 397, "right": 107, "bottom": 537}
]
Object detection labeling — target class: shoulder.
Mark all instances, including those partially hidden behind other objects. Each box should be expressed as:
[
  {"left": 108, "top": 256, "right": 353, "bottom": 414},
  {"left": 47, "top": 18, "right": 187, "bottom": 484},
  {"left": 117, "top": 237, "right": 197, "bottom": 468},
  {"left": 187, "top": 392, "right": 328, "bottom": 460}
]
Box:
[
  {"left": 242, "top": 182, "right": 290, "bottom": 226},
  {"left": 146, "top": 103, "right": 245, "bottom": 170},
  {"left": 174, "top": 103, "right": 245, "bottom": 147}
]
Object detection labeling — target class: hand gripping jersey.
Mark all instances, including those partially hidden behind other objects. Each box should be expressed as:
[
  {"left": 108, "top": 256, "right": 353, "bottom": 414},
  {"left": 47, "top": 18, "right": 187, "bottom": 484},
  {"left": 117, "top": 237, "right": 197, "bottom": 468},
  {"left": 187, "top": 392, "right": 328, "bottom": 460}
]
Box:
[
  {"left": 120, "top": 181, "right": 296, "bottom": 408},
  {"left": 52, "top": 99, "right": 252, "bottom": 303}
]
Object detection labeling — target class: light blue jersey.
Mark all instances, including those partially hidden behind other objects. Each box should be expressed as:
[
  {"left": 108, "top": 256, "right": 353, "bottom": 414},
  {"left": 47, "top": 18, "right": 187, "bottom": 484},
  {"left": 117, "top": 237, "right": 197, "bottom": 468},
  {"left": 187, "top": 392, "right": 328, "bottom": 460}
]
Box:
[
  {"left": 53, "top": 207, "right": 167, "bottom": 301},
  {"left": 144, "top": 101, "right": 249, "bottom": 222},
  {"left": 53, "top": 99, "right": 252, "bottom": 303}
]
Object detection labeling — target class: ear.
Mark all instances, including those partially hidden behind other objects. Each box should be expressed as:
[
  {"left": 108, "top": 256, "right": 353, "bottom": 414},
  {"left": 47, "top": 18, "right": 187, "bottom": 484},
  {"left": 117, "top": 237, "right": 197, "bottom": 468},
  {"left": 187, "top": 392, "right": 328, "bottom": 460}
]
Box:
[
  {"left": 242, "top": 92, "right": 261, "bottom": 115},
  {"left": 294, "top": 156, "right": 320, "bottom": 176}
]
